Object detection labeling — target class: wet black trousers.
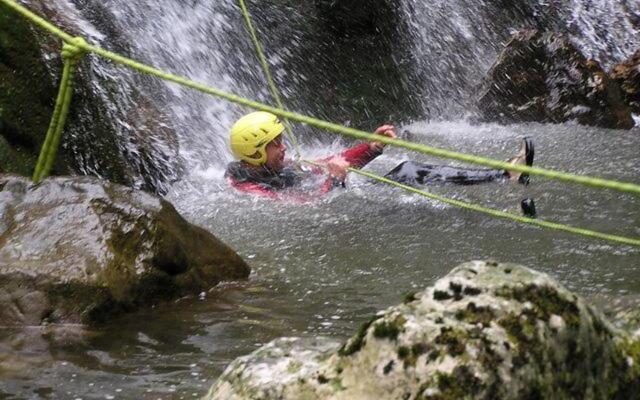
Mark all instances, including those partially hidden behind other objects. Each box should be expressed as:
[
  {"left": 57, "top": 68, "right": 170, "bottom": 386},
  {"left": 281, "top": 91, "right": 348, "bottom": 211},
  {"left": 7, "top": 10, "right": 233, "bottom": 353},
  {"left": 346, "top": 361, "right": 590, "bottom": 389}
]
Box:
[{"left": 384, "top": 161, "right": 507, "bottom": 186}]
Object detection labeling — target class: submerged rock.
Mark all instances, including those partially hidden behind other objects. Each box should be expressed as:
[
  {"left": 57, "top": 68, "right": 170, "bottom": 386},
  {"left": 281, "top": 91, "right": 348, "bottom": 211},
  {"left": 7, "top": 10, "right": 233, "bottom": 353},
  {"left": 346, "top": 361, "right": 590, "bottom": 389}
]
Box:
[
  {"left": 610, "top": 49, "right": 640, "bottom": 115},
  {"left": 475, "top": 29, "right": 634, "bottom": 129},
  {"left": 0, "top": 174, "right": 250, "bottom": 326},
  {"left": 205, "top": 260, "right": 640, "bottom": 400}
]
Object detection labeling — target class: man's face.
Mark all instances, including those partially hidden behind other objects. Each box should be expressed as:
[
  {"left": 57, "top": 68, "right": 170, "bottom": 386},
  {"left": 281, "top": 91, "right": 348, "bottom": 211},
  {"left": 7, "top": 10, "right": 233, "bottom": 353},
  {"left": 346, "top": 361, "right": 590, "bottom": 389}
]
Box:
[{"left": 264, "top": 135, "right": 286, "bottom": 171}]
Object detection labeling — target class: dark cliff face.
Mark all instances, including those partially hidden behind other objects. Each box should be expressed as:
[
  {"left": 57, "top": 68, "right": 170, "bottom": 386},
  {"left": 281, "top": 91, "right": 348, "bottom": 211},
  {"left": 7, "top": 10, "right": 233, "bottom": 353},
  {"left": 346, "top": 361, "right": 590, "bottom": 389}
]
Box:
[
  {"left": 0, "top": 5, "right": 63, "bottom": 177},
  {"left": 474, "top": 30, "right": 634, "bottom": 129},
  {"left": 243, "top": 0, "right": 423, "bottom": 133}
]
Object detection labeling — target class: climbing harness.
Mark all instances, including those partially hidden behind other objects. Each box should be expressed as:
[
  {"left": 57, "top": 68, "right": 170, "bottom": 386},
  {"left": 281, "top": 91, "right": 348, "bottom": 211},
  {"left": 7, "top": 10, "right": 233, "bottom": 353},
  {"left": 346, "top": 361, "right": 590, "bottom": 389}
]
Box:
[{"left": 1, "top": 0, "right": 639, "bottom": 248}]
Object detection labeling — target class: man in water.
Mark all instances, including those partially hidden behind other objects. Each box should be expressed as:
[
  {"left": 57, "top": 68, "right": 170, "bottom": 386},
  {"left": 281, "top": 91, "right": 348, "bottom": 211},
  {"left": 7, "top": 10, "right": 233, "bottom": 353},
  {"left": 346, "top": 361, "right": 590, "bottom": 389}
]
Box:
[{"left": 225, "top": 111, "right": 533, "bottom": 200}]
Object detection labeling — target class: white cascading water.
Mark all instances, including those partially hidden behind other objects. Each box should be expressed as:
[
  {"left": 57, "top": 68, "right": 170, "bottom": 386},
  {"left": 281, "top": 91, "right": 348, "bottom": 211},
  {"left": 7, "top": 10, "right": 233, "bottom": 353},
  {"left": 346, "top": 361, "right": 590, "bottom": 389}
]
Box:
[
  {"left": 563, "top": 0, "right": 640, "bottom": 67},
  {"left": 37, "top": 0, "right": 640, "bottom": 194},
  {"left": 39, "top": 0, "right": 279, "bottom": 193},
  {"left": 40, "top": 0, "right": 639, "bottom": 187},
  {"left": 97, "top": 0, "right": 259, "bottom": 167}
]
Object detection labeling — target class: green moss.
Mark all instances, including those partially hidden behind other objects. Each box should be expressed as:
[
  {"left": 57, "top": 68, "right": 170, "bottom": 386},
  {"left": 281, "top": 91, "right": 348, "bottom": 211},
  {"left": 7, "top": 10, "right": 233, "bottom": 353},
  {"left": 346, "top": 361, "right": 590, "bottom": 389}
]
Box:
[
  {"left": 338, "top": 316, "right": 378, "bottom": 356},
  {"left": 416, "top": 366, "right": 483, "bottom": 400},
  {"left": 496, "top": 284, "right": 581, "bottom": 327},
  {"left": 373, "top": 315, "right": 406, "bottom": 340},
  {"left": 462, "top": 286, "right": 482, "bottom": 296},
  {"left": 288, "top": 361, "right": 302, "bottom": 374},
  {"left": 383, "top": 360, "right": 394, "bottom": 375},
  {"left": 498, "top": 313, "right": 536, "bottom": 343},
  {"left": 330, "top": 377, "right": 345, "bottom": 392},
  {"left": 434, "top": 372, "right": 469, "bottom": 399},
  {"left": 412, "top": 343, "right": 428, "bottom": 357},
  {"left": 398, "top": 342, "right": 429, "bottom": 369},
  {"left": 397, "top": 346, "right": 410, "bottom": 359},
  {"left": 435, "top": 327, "right": 468, "bottom": 357},
  {"left": 615, "top": 337, "right": 640, "bottom": 395},
  {"left": 433, "top": 290, "right": 452, "bottom": 301},
  {"left": 403, "top": 291, "right": 418, "bottom": 304},
  {"left": 454, "top": 302, "right": 494, "bottom": 327}
]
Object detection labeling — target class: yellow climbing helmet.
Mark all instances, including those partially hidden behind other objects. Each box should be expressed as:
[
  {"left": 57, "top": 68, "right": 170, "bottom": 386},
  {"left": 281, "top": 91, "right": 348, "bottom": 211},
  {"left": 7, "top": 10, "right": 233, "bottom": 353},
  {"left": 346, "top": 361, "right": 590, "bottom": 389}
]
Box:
[{"left": 229, "top": 111, "right": 285, "bottom": 165}]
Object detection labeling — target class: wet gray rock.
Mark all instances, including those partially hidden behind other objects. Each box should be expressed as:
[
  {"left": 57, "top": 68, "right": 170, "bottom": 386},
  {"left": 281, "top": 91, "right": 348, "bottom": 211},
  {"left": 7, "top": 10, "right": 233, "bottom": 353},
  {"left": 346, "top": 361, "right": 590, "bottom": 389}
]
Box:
[
  {"left": 475, "top": 29, "right": 634, "bottom": 129},
  {"left": 0, "top": 174, "right": 250, "bottom": 326},
  {"left": 205, "top": 260, "right": 640, "bottom": 400},
  {"left": 610, "top": 49, "right": 640, "bottom": 115}
]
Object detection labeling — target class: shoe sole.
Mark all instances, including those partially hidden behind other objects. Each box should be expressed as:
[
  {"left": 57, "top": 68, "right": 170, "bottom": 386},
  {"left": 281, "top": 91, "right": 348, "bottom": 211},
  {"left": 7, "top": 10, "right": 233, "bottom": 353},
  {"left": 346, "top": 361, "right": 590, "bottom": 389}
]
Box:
[{"left": 518, "top": 137, "right": 534, "bottom": 185}]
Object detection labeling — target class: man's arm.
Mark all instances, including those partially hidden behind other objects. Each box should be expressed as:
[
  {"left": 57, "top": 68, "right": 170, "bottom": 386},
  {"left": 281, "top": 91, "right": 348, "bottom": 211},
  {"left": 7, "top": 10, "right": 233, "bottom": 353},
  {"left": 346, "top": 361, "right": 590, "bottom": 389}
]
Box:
[{"left": 339, "top": 124, "right": 398, "bottom": 169}]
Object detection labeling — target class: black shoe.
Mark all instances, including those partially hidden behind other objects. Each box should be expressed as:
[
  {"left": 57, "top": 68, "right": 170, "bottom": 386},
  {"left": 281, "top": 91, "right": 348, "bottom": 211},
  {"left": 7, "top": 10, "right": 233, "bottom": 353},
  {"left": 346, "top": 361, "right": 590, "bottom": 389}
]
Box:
[
  {"left": 507, "top": 137, "right": 535, "bottom": 185},
  {"left": 521, "top": 198, "right": 537, "bottom": 218}
]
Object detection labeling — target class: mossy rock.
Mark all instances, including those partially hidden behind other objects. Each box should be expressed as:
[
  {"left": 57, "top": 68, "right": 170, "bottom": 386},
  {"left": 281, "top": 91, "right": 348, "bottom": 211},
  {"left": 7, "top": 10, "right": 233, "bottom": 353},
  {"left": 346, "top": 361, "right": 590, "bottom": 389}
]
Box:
[
  {"left": 205, "top": 261, "right": 640, "bottom": 400},
  {"left": 0, "top": 174, "right": 250, "bottom": 326},
  {"left": 610, "top": 49, "right": 640, "bottom": 115}
]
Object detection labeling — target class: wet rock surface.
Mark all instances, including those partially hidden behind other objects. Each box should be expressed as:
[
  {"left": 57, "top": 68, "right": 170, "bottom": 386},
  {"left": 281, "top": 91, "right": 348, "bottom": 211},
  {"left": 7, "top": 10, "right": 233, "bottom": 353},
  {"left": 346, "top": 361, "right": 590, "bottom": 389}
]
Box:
[
  {"left": 475, "top": 29, "right": 634, "bottom": 129},
  {"left": 0, "top": 1, "right": 181, "bottom": 194},
  {"left": 610, "top": 49, "right": 640, "bottom": 115},
  {"left": 205, "top": 260, "right": 640, "bottom": 400},
  {"left": 0, "top": 174, "right": 250, "bottom": 326}
]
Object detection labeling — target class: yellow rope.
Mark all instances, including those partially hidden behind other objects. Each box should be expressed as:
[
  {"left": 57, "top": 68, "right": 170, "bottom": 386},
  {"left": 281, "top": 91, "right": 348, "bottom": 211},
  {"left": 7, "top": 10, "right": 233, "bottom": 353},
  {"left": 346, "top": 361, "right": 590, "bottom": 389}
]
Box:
[
  {"left": 350, "top": 168, "right": 640, "bottom": 247},
  {"left": 3, "top": 0, "right": 639, "bottom": 196},
  {"left": 301, "top": 159, "right": 640, "bottom": 247},
  {"left": 237, "top": 0, "right": 302, "bottom": 160},
  {"left": 32, "top": 38, "right": 87, "bottom": 182},
  {"left": 3, "top": 0, "right": 639, "bottom": 247}
]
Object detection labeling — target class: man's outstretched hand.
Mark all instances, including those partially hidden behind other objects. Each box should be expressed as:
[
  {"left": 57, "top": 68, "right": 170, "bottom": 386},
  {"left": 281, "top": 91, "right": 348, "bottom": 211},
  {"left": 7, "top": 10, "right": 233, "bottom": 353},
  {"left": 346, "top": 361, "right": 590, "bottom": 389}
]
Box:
[
  {"left": 370, "top": 125, "right": 397, "bottom": 152},
  {"left": 325, "top": 156, "right": 350, "bottom": 181}
]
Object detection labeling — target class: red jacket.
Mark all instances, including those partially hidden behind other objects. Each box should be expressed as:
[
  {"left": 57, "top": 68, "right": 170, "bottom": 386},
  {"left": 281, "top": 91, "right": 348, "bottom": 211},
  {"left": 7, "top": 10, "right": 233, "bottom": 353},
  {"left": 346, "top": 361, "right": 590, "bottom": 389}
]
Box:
[{"left": 225, "top": 144, "right": 382, "bottom": 201}]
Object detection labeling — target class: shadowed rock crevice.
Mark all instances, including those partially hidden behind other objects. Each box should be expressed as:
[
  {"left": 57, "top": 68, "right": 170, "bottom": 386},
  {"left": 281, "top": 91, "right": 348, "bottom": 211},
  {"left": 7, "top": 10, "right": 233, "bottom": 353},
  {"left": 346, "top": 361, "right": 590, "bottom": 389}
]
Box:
[{"left": 610, "top": 49, "right": 640, "bottom": 115}]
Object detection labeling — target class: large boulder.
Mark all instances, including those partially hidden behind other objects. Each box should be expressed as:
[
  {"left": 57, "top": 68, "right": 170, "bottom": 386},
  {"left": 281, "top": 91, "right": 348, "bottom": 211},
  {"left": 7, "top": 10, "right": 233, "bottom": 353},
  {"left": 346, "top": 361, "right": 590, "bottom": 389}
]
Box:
[
  {"left": 205, "top": 260, "right": 640, "bottom": 400},
  {"left": 0, "top": 174, "right": 250, "bottom": 326},
  {"left": 475, "top": 30, "right": 634, "bottom": 129},
  {"left": 610, "top": 49, "right": 640, "bottom": 115}
]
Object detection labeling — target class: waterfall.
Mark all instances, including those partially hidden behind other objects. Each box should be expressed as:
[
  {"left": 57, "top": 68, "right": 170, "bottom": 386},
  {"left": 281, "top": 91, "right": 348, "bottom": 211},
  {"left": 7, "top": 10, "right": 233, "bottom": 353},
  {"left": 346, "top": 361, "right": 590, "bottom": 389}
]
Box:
[
  {"left": 34, "top": 0, "right": 640, "bottom": 187},
  {"left": 562, "top": 0, "right": 640, "bottom": 67}
]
